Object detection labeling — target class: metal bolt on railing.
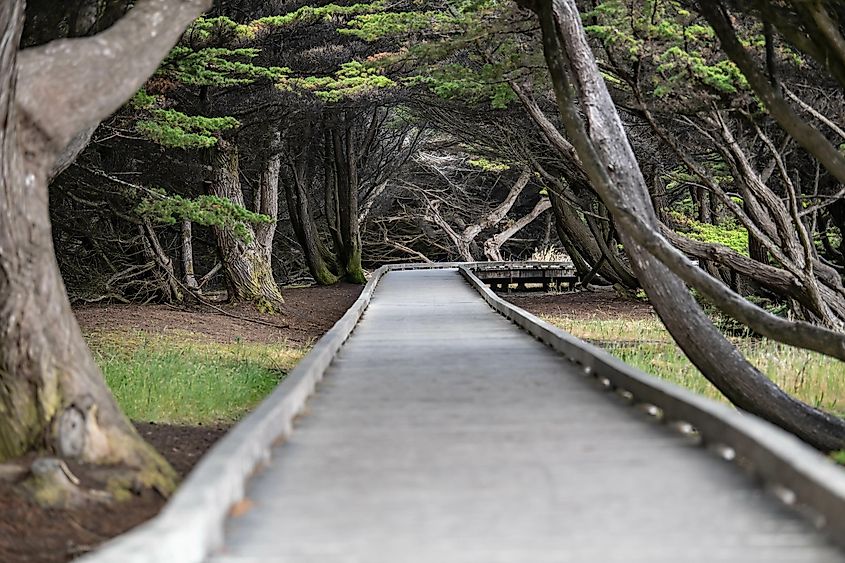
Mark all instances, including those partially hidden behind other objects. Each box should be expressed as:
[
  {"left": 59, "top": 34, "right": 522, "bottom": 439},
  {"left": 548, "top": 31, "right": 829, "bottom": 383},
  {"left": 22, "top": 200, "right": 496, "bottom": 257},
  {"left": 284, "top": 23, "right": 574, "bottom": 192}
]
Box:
[
  {"left": 616, "top": 389, "right": 634, "bottom": 403},
  {"left": 709, "top": 443, "right": 737, "bottom": 462},
  {"left": 637, "top": 403, "right": 663, "bottom": 419},
  {"left": 671, "top": 420, "right": 697, "bottom": 436},
  {"left": 770, "top": 484, "right": 797, "bottom": 506}
]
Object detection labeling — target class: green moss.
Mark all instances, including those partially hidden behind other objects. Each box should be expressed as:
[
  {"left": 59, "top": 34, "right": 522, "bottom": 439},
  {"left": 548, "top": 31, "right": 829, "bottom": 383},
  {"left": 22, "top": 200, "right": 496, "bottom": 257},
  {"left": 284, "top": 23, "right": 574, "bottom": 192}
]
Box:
[
  {"left": 670, "top": 211, "right": 749, "bottom": 255},
  {"left": 467, "top": 157, "right": 510, "bottom": 172}
]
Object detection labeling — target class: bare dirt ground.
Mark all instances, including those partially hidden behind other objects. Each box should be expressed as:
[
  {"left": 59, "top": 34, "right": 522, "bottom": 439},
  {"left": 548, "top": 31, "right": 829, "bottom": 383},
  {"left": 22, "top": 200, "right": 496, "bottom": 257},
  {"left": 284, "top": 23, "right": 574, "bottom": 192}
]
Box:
[
  {"left": 74, "top": 282, "right": 363, "bottom": 345},
  {"left": 0, "top": 283, "right": 362, "bottom": 562},
  {"left": 507, "top": 287, "right": 654, "bottom": 320}
]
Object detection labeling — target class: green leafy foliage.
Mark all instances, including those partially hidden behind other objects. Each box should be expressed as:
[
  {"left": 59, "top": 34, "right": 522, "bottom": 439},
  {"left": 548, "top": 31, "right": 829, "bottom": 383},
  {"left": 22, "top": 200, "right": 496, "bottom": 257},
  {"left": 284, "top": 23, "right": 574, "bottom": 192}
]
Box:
[
  {"left": 136, "top": 109, "right": 239, "bottom": 148},
  {"left": 247, "top": 3, "right": 384, "bottom": 38},
  {"left": 160, "top": 46, "right": 288, "bottom": 87},
  {"left": 337, "top": 1, "right": 532, "bottom": 109},
  {"left": 184, "top": 4, "right": 384, "bottom": 43},
  {"left": 281, "top": 61, "right": 395, "bottom": 102},
  {"left": 130, "top": 89, "right": 158, "bottom": 109},
  {"left": 407, "top": 62, "right": 517, "bottom": 108},
  {"left": 671, "top": 211, "right": 749, "bottom": 255},
  {"left": 137, "top": 193, "right": 271, "bottom": 243},
  {"left": 341, "top": 10, "right": 462, "bottom": 41},
  {"left": 584, "top": 0, "right": 749, "bottom": 100}
]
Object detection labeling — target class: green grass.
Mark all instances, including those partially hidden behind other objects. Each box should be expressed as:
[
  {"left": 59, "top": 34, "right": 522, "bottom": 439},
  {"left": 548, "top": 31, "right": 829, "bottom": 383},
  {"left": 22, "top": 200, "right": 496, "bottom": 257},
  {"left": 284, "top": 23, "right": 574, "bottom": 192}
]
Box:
[
  {"left": 540, "top": 314, "right": 845, "bottom": 416},
  {"left": 86, "top": 330, "right": 308, "bottom": 424}
]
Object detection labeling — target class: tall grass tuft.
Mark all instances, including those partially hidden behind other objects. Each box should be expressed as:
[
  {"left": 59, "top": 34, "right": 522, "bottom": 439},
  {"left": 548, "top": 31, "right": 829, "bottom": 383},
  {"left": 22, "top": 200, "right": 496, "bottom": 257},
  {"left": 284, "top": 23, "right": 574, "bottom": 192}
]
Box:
[{"left": 529, "top": 245, "right": 570, "bottom": 262}]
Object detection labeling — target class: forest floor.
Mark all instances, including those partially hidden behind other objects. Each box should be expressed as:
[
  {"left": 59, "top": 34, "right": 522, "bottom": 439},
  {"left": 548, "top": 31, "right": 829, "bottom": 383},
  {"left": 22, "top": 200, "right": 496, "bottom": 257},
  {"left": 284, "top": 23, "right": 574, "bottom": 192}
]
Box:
[{"left": 0, "top": 283, "right": 362, "bottom": 563}]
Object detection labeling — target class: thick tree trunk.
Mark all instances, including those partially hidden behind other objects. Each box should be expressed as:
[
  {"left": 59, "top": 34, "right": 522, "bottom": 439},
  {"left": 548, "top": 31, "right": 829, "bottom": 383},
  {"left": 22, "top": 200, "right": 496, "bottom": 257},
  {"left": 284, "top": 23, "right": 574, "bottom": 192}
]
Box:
[
  {"left": 525, "top": 0, "right": 845, "bottom": 450},
  {"left": 332, "top": 125, "right": 366, "bottom": 283},
  {"left": 210, "top": 139, "right": 284, "bottom": 309},
  {"left": 255, "top": 132, "right": 280, "bottom": 266},
  {"left": 0, "top": 0, "right": 211, "bottom": 490},
  {"left": 551, "top": 191, "right": 637, "bottom": 286},
  {"left": 284, "top": 131, "right": 339, "bottom": 286}
]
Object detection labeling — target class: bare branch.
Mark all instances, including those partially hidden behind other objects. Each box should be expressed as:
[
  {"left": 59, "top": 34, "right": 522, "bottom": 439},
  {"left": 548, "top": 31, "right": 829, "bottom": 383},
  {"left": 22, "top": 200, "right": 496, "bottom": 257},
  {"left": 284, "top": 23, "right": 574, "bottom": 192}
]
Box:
[{"left": 16, "top": 0, "right": 211, "bottom": 151}]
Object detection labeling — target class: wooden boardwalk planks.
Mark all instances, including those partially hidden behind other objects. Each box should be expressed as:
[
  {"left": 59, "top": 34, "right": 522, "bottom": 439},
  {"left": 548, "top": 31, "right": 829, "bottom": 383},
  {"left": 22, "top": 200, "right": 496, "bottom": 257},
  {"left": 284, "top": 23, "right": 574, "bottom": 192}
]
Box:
[{"left": 210, "top": 269, "right": 842, "bottom": 562}]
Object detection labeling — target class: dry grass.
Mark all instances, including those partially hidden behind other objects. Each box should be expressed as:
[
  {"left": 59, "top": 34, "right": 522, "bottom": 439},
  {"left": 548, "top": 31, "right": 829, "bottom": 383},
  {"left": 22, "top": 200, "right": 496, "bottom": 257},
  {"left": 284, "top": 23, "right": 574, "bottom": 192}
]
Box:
[{"left": 540, "top": 314, "right": 845, "bottom": 416}]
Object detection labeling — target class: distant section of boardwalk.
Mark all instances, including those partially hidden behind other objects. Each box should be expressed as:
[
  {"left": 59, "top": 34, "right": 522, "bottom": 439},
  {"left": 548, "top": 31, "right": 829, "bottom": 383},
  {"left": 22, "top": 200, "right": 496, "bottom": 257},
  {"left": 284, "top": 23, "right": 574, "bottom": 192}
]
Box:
[{"left": 210, "top": 269, "right": 841, "bottom": 562}]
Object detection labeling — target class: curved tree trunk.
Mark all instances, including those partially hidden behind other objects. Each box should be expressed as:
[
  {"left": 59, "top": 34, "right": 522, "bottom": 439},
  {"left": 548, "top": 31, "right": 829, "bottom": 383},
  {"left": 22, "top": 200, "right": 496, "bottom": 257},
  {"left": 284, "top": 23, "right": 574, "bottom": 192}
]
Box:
[
  {"left": 524, "top": 0, "right": 845, "bottom": 451},
  {"left": 284, "top": 128, "right": 339, "bottom": 286},
  {"left": 210, "top": 139, "right": 284, "bottom": 309},
  {"left": 551, "top": 191, "right": 637, "bottom": 286},
  {"left": 0, "top": 0, "right": 212, "bottom": 489},
  {"left": 529, "top": 149, "right": 638, "bottom": 287},
  {"left": 484, "top": 198, "right": 551, "bottom": 261}
]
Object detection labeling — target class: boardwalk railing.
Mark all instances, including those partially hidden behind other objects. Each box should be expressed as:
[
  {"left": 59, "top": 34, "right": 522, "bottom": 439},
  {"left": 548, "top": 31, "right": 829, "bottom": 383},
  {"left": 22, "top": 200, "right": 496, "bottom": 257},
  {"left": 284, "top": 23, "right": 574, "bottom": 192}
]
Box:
[
  {"left": 458, "top": 265, "right": 845, "bottom": 549},
  {"left": 470, "top": 260, "right": 578, "bottom": 291},
  {"left": 82, "top": 263, "right": 845, "bottom": 562}
]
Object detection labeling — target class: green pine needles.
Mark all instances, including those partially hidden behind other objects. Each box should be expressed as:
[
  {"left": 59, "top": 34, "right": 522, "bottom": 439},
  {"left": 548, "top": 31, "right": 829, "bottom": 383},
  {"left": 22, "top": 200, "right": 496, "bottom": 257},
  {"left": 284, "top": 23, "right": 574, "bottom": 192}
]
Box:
[
  {"left": 281, "top": 61, "right": 395, "bottom": 102},
  {"left": 160, "top": 46, "right": 289, "bottom": 87},
  {"left": 136, "top": 109, "right": 239, "bottom": 148},
  {"left": 137, "top": 194, "right": 272, "bottom": 243}
]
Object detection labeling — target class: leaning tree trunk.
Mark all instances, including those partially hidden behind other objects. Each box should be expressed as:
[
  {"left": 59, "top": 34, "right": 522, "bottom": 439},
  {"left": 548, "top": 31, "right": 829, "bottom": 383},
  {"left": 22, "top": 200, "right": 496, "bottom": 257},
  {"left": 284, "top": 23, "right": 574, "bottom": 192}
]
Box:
[
  {"left": 210, "top": 139, "right": 284, "bottom": 309},
  {"left": 324, "top": 129, "right": 346, "bottom": 277},
  {"left": 285, "top": 174, "right": 338, "bottom": 285},
  {"left": 524, "top": 0, "right": 845, "bottom": 451},
  {"left": 332, "top": 125, "right": 366, "bottom": 284},
  {"left": 0, "top": 0, "right": 212, "bottom": 490},
  {"left": 484, "top": 197, "right": 552, "bottom": 261},
  {"left": 284, "top": 125, "right": 339, "bottom": 286}
]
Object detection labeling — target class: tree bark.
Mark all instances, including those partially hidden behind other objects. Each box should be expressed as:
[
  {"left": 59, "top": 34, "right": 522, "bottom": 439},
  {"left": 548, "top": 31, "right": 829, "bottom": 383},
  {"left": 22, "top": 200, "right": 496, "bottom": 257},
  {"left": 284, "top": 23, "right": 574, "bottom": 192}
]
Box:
[
  {"left": 255, "top": 132, "right": 281, "bottom": 266},
  {"left": 0, "top": 0, "right": 211, "bottom": 489},
  {"left": 181, "top": 219, "right": 199, "bottom": 291},
  {"left": 522, "top": 0, "right": 845, "bottom": 451},
  {"left": 332, "top": 124, "right": 366, "bottom": 283},
  {"left": 284, "top": 127, "right": 339, "bottom": 286},
  {"left": 483, "top": 198, "right": 552, "bottom": 261},
  {"left": 210, "top": 139, "right": 284, "bottom": 309},
  {"left": 141, "top": 218, "right": 182, "bottom": 302},
  {"left": 428, "top": 169, "right": 533, "bottom": 262}
]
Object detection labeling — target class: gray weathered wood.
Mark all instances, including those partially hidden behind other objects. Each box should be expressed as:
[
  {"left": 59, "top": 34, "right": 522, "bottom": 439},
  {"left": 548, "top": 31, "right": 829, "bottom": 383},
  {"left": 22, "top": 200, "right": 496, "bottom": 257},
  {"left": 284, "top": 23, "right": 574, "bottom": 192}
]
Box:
[{"left": 210, "top": 269, "right": 843, "bottom": 562}]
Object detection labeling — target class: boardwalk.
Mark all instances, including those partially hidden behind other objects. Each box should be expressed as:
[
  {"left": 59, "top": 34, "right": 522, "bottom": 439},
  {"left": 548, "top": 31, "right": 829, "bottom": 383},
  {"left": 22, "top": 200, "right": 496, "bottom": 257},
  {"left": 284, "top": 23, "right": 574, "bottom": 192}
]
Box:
[{"left": 210, "top": 269, "right": 840, "bottom": 562}]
